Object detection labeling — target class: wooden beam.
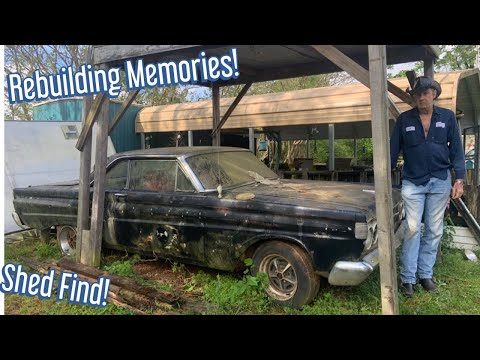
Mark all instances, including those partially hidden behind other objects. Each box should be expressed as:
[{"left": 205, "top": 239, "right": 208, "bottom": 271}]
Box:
[
  {"left": 76, "top": 93, "right": 107, "bottom": 151},
  {"left": 212, "top": 83, "right": 221, "bottom": 146},
  {"left": 87, "top": 66, "right": 110, "bottom": 267},
  {"left": 368, "top": 45, "right": 399, "bottom": 315},
  {"left": 212, "top": 82, "right": 252, "bottom": 136},
  {"left": 108, "top": 90, "right": 140, "bottom": 134},
  {"left": 310, "top": 45, "right": 411, "bottom": 118},
  {"left": 76, "top": 46, "right": 94, "bottom": 263},
  {"left": 94, "top": 45, "right": 202, "bottom": 65},
  {"left": 424, "top": 57, "right": 435, "bottom": 79}
]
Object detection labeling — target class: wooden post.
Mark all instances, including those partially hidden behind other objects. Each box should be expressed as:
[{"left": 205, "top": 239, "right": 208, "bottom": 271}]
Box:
[
  {"left": 306, "top": 134, "right": 310, "bottom": 158},
  {"left": 188, "top": 131, "right": 193, "bottom": 147},
  {"left": 212, "top": 83, "right": 221, "bottom": 146},
  {"left": 328, "top": 124, "right": 335, "bottom": 171},
  {"left": 140, "top": 133, "right": 146, "bottom": 149},
  {"left": 212, "top": 82, "right": 252, "bottom": 138},
  {"left": 88, "top": 65, "right": 110, "bottom": 267},
  {"left": 76, "top": 47, "right": 94, "bottom": 263},
  {"left": 472, "top": 121, "right": 479, "bottom": 187},
  {"left": 275, "top": 134, "right": 282, "bottom": 173},
  {"left": 424, "top": 57, "right": 435, "bottom": 78},
  {"left": 368, "top": 45, "right": 399, "bottom": 315},
  {"left": 249, "top": 128, "right": 255, "bottom": 153}
]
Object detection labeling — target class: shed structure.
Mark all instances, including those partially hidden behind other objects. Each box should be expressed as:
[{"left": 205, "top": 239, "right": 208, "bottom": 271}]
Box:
[{"left": 77, "top": 44, "right": 443, "bottom": 314}]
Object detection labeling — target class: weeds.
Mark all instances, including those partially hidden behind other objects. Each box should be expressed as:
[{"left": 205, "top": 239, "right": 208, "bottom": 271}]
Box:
[{"left": 102, "top": 254, "right": 141, "bottom": 277}]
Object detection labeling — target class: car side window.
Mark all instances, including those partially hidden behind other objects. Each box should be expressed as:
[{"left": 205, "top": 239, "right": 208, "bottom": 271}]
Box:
[
  {"left": 105, "top": 160, "right": 129, "bottom": 189},
  {"left": 129, "top": 160, "right": 195, "bottom": 192},
  {"left": 176, "top": 166, "right": 195, "bottom": 192}
]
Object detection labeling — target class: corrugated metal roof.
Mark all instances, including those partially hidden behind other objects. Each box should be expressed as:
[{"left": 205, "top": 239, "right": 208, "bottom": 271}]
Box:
[{"left": 136, "top": 69, "right": 480, "bottom": 135}]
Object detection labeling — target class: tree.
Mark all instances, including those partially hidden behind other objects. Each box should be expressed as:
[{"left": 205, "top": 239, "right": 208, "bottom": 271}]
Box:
[
  {"left": 4, "top": 45, "right": 89, "bottom": 120},
  {"left": 388, "top": 45, "right": 477, "bottom": 79},
  {"left": 435, "top": 45, "right": 477, "bottom": 70},
  {"left": 4, "top": 45, "right": 192, "bottom": 120}
]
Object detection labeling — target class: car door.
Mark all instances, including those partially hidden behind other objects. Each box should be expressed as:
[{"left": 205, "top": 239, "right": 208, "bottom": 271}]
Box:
[{"left": 107, "top": 158, "right": 206, "bottom": 263}]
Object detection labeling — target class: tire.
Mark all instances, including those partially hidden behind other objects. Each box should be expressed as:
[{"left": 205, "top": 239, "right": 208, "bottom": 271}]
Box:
[
  {"left": 57, "top": 225, "right": 77, "bottom": 257},
  {"left": 252, "top": 241, "right": 320, "bottom": 308}
]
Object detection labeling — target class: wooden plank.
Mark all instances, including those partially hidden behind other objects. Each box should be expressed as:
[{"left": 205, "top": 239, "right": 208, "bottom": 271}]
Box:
[
  {"left": 94, "top": 45, "right": 200, "bottom": 65},
  {"left": 211, "top": 82, "right": 252, "bottom": 136},
  {"left": 76, "top": 47, "right": 94, "bottom": 263},
  {"left": 450, "top": 226, "right": 480, "bottom": 250},
  {"left": 212, "top": 83, "right": 221, "bottom": 146},
  {"left": 368, "top": 45, "right": 399, "bottom": 315},
  {"left": 75, "top": 93, "right": 107, "bottom": 151},
  {"left": 108, "top": 90, "right": 140, "bottom": 134},
  {"left": 88, "top": 70, "right": 110, "bottom": 267},
  {"left": 80, "top": 230, "right": 91, "bottom": 265},
  {"left": 57, "top": 258, "right": 178, "bottom": 304},
  {"left": 310, "top": 45, "right": 406, "bottom": 118}
]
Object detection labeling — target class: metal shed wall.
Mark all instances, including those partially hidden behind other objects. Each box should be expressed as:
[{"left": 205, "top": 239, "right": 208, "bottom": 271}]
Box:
[{"left": 33, "top": 98, "right": 144, "bottom": 152}]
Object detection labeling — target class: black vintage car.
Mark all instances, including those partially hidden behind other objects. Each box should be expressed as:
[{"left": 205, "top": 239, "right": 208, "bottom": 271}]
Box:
[{"left": 13, "top": 146, "right": 404, "bottom": 308}]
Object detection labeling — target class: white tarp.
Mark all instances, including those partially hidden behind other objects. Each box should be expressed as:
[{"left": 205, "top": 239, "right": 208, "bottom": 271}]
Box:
[{"left": 4, "top": 121, "right": 116, "bottom": 234}]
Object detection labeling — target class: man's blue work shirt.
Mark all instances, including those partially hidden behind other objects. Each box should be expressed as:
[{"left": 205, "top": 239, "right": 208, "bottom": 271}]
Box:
[{"left": 390, "top": 106, "right": 465, "bottom": 186}]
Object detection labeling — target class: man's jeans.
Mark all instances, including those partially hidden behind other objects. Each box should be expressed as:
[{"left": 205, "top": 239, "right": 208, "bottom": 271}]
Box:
[{"left": 400, "top": 174, "right": 451, "bottom": 284}]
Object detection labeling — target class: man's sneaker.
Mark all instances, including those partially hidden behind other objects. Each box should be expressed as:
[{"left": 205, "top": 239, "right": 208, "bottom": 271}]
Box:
[
  {"left": 419, "top": 278, "right": 437, "bottom": 292},
  {"left": 401, "top": 283, "right": 414, "bottom": 297}
]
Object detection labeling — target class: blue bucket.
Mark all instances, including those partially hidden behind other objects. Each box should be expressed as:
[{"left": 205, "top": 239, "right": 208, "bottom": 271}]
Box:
[{"left": 259, "top": 140, "right": 267, "bottom": 151}]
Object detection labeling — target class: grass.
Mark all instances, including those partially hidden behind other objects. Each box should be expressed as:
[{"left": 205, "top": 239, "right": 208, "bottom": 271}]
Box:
[
  {"left": 4, "top": 235, "right": 134, "bottom": 315},
  {"left": 4, "top": 232, "right": 480, "bottom": 315}
]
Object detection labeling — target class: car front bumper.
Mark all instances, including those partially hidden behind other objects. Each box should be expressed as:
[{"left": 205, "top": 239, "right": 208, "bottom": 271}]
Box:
[{"left": 328, "top": 220, "right": 405, "bottom": 286}]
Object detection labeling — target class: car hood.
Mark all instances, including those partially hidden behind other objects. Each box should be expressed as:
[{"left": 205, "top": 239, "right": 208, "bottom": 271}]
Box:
[{"left": 226, "top": 179, "right": 402, "bottom": 216}]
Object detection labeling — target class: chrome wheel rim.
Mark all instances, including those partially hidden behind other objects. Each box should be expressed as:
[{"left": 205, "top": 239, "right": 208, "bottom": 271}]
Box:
[
  {"left": 58, "top": 226, "right": 76, "bottom": 256},
  {"left": 259, "top": 254, "right": 297, "bottom": 301}
]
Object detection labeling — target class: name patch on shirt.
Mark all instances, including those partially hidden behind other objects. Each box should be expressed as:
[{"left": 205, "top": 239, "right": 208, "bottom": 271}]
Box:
[
  {"left": 406, "top": 126, "right": 415, "bottom": 132},
  {"left": 436, "top": 122, "right": 445, "bottom": 128}
]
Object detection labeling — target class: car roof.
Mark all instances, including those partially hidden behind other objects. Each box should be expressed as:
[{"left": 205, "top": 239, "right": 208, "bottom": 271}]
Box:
[{"left": 107, "top": 146, "right": 249, "bottom": 163}]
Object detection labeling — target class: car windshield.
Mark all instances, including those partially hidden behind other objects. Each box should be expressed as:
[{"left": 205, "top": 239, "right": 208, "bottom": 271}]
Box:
[{"left": 186, "top": 150, "right": 278, "bottom": 189}]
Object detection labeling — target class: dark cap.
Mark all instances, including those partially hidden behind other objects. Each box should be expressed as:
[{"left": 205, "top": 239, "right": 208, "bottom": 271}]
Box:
[{"left": 407, "top": 76, "right": 442, "bottom": 99}]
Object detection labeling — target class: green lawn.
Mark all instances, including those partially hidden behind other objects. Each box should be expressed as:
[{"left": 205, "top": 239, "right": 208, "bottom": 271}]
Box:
[{"left": 4, "top": 234, "right": 480, "bottom": 315}]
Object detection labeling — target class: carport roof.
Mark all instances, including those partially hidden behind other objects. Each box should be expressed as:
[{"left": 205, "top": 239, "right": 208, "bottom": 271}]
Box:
[
  {"left": 135, "top": 69, "right": 480, "bottom": 139},
  {"left": 93, "top": 45, "right": 439, "bottom": 86}
]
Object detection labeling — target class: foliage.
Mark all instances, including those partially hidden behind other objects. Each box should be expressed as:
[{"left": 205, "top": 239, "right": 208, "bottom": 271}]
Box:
[
  {"left": 195, "top": 258, "right": 270, "bottom": 314},
  {"left": 4, "top": 45, "right": 89, "bottom": 120},
  {"left": 102, "top": 254, "right": 141, "bottom": 277},
  {"left": 441, "top": 218, "right": 456, "bottom": 250},
  {"left": 388, "top": 45, "right": 477, "bottom": 79},
  {"left": 436, "top": 45, "right": 477, "bottom": 70},
  {"left": 4, "top": 45, "right": 192, "bottom": 120},
  {"left": 5, "top": 234, "right": 480, "bottom": 314}
]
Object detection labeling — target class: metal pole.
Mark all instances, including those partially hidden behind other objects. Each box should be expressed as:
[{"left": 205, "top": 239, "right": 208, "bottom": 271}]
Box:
[
  {"left": 249, "top": 128, "right": 255, "bottom": 153},
  {"left": 328, "top": 124, "right": 335, "bottom": 171},
  {"left": 188, "top": 131, "right": 193, "bottom": 147}
]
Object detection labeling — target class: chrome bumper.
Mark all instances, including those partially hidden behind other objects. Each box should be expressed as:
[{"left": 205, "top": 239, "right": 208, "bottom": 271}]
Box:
[
  {"left": 328, "top": 220, "right": 405, "bottom": 286},
  {"left": 12, "top": 211, "right": 30, "bottom": 230}
]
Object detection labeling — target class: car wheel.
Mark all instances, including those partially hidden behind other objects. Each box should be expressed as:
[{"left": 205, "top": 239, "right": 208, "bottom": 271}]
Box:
[
  {"left": 252, "top": 241, "right": 320, "bottom": 308},
  {"left": 57, "top": 225, "right": 77, "bottom": 257}
]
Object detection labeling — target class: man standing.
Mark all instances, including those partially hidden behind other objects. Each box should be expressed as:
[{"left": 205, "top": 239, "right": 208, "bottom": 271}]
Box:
[{"left": 390, "top": 76, "right": 466, "bottom": 297}]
